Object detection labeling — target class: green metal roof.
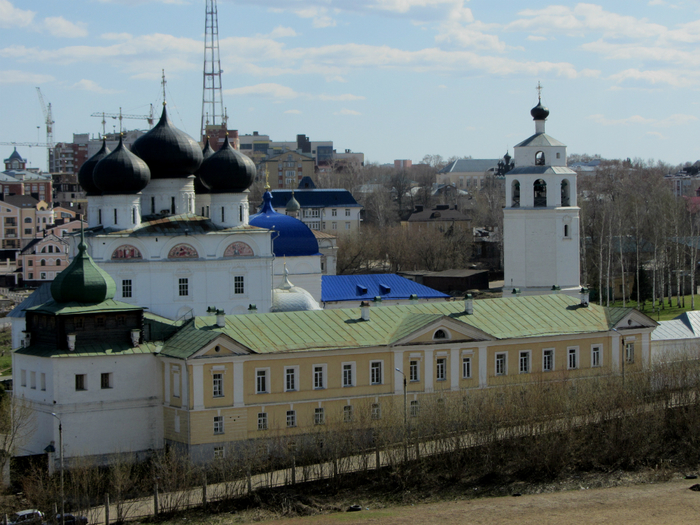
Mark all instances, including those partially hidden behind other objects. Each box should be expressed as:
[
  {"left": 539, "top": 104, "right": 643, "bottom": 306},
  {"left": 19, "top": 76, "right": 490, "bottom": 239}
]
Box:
[
  {"left": 15, "top": 341, "right": 160, "bottom": 358},
  {"left": 51, "top": 235, "right": 116, "bottom": 303},
  {"left": 160, "top": 294, "right": 642, "bottom": 360},
  {"left": 28, "top": 299, "right": 142, "bottom": 316}
]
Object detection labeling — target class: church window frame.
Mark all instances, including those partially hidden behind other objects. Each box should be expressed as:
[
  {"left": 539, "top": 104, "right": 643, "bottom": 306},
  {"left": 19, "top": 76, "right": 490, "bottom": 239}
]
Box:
[
  {"left": 233, "top": 275, "right": 245, "bottom": 294},
  {"left": 534, "top": 179, "right": 547, "bottom": 207},
  {"left": 511, "top": 180, "right": 520, "bottom": 207},
  {"left": 535, "top": 151, "right": 545, "bottom": 166},
  {"left": 178, "top": 277, "right": 189, "bottom": 297},
  {"left": 561, "top": 179, "right": 570, "bottom": 207}
]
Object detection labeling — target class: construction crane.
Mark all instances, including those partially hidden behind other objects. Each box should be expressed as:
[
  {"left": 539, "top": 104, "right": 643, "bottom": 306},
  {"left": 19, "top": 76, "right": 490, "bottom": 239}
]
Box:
[
  {"left": 91, "top": 105, "right": 155, "bottom": 135},
  {"left": 36, "top": 87, "right": 55, "bottom": 148}
]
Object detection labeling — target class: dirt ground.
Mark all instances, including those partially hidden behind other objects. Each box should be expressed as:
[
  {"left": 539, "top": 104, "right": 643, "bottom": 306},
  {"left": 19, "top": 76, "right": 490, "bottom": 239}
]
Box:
[{"left": 248, "top": 478, "right": 700, "bottom": 525}]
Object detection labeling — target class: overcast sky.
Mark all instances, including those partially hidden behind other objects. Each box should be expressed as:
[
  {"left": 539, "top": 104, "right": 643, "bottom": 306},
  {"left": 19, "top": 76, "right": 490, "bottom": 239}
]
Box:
[{"left": 1, "top": 0, "right": 699, "bottom": 171}]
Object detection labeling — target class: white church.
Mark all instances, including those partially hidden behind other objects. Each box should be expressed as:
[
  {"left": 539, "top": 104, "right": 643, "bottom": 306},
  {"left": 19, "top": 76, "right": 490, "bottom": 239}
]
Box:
[{"left": 502, "top": 95, "right": 581, "bottom": 298}]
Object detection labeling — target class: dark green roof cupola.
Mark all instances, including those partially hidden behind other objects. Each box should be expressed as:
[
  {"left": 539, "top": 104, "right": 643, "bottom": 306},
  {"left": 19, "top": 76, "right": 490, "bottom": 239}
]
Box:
[{"left": 50, "top": 232, "right": 116, "bottom": 304}]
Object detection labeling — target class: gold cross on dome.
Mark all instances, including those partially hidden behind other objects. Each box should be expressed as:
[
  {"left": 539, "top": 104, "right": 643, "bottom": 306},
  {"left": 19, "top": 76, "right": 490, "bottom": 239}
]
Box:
[{"left": 536, "top": 81, "right": 543, "bottom": 100}]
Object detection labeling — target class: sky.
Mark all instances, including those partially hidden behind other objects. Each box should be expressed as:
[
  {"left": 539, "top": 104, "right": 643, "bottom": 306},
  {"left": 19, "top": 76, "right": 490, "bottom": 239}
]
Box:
[{"left": 1, "top": 0, "right": 700, "bottom": 172}]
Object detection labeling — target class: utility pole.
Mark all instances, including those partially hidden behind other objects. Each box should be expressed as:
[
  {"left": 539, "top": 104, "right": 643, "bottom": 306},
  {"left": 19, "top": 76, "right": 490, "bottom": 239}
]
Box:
[{"left": 201, "top": 0, "right": 226, "bottom": 142}]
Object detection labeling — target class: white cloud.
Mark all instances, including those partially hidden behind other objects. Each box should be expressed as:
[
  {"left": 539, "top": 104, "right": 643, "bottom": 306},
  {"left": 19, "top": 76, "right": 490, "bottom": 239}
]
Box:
[
  {"left": 527, "top": 35, "right": 547, "bottom": 41},
  {"left": 609, "top": 68, "right": 694, "bottom": 88},
  {"left": 0, "top": 70, "right": 53, "bottom": 84},
  {"left": 646, "top": 131, "right": 666, "bottom": 139},
  {"left": 224, "top": 83, "right": 365, "bottom": 102},
  {"left": 325, "top": 75, "right": 347, "bottom": 82},
  {"left": 71, "top": 79, "right": 120, "bottom": 94},
  {"left": 0, "top": 1, "right": 34, "bottom": 28},
  {"left": 438, "top": 84, "right": 447, "bottom": 88},
  {"left": 334, "top": 109, "right": 361, "bottom": 115},
  {"left": 43, "top": 16, "right": 88, "bottom": 38},
  {"left": 587, "top": 113, "right": 697, "bottom": 127},
  {"left": 101, "top": 33, "right": 133, "bottom": 40},
  {"left": 435, "top": 22, "right": 508, "bottom": 52},
  {"left": 284, "top": 109, "right": 302, "bottom": 114},
  {"left": 265, "top": 26, "right": 298, "bottom": 38}
]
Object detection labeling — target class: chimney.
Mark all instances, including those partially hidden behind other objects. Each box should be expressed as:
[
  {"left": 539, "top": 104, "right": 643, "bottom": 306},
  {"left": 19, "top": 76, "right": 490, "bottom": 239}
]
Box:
[
  {"left": 551, "top": 285, "right": 561, "bottom": 293},
  {"left": 130, "top": 328, "right": 141, "bottom": 346},
  {"left": 360, "top": 301, "right": 371, "bottom": 321},
  {"left": 511, "top": 288, "right": 521, "bottom": 296},
  {"left": 248, "top": 304, "right": 257, "bottom": 315},
  {"left": 216, "top": 309, "right": 226, "bottom": 327},
  {"left": 67, "top": 333, "right": 76, "bottom": 351},
  {"left": 409, "top": 294, "right": 418, "bottom": 304},
  {"left": 580, "top": 287, "right": 589, "bottom": 307},
  {"left": 465, "top": 294, "right": 473, "bottom": 315},
  {"left": 373, "top": 296, "right": 382, "bottom": 305}
]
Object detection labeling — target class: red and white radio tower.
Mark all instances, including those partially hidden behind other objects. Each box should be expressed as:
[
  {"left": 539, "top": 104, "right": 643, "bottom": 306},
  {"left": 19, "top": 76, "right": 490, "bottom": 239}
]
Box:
[{"left": 200, "top": 0, "right": 226, "bottom": 142}]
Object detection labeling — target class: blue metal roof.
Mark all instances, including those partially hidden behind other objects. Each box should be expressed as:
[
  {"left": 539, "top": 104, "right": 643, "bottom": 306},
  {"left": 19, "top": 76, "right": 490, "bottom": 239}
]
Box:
[
  {"left": 269, "top": 189, "right": 362, "bottom": 209},
  {"left": 321, "top": 274, "right": 449, "bottom": 303}
]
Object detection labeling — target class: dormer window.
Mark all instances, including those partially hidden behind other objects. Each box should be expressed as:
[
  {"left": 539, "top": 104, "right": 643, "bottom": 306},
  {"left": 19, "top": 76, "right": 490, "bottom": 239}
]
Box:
[
  {"left": 535, "top": 151, "right": 545, "bottom": 166},
  {"left": 433, "top": 329, "right": 450, "bottom": 340}
]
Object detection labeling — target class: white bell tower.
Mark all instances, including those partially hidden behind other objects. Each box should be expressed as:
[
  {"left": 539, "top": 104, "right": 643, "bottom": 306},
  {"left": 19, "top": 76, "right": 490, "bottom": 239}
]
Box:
[{"left": 503, "top": 87, "right": 581, "bottom": 298}]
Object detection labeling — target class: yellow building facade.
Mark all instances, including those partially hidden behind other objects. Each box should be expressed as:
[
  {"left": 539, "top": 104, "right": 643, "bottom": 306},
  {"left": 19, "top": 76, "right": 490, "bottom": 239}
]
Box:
[{"left": 154, "top": 293, "right": 656, "bottom": 462}]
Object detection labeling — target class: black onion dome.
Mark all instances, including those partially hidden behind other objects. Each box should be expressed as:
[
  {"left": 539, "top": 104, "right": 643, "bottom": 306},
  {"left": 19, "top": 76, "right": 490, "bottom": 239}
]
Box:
[
  {"left": 130, "top": 105, "right": 203, "bottom": 179},
  {"left": 93, "top": 137, "right": 151, "bottom": 195},
  {"left": 198, "top": 135, "right": 256, "bottom": 193},
  {"left": 194, "top": 138, "right": 216, "bottom": 194},
  {"left": 78, "top": 140, "right": 111, "bottom": 196},
  {"left": 531, "top": 98, "right": 550, "bottom": 121}
]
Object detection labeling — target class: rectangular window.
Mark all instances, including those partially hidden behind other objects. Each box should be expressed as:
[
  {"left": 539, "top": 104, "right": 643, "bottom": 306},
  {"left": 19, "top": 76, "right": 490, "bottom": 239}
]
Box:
[
  {"left": 314, "top": 407, "right": 325, "bottom": 425},
  {"left": 256, "top": 369, "right": 268, "bottom": 394},
  {"left": 30, "top": 371, "right": 36, "bottom": 389},
  {"left": 40, "top": 372, "right": 46, "bottom": 391},
  {"left": 519, "top": 351, "right": 531, "bottom": 374},
  {"left": 101, "top": 372, "right": 112, "bottom": 389},
  {"left": 409, "top": 360, "right": 419, "bottom": 382},
  {"left": 285, "top": 367, "right": 297, "bottom": 391},
  {"left": 345, "top": 222, "right": 351, "bottom": 230},
  {"left": 257, "top": 412, "right": 268, "bottom": 431},
  {"left": 625, "top": 342, "right": 635, "bottom": 364},
  {"left": 234, "top": 276, "right": 245, "bottom": 294},
  {"left": 212, "top": 373, "right": 223, "bottom": 397},
  {"left": 543, "top": 349, "right": 554, "bottom": 371},
  {"left": 178, "top": 278, "right": 189, "bottom": 297},
  {"left": 122, "top": 279, "right": 132, "bottom": 298},
  {"left": 495, "top": 353, "right": 507, "bottom": 376},
  {"left": 462, "top": 357, "right": 472, "bottom": 379},
  {"left": 331, "top": 209, "right": 337, "bottom": 216},
  {"left": 371, "top": 403, "right": 381, "bottom": 420},
  {"left": 172, "top": 369, "right": 180, "bottom": 397},
  {"left": 342, "top": 363, "right": 354, "bottom": 387},
  {"left": 214, "top": 446, "right": 225, "bottom": 459},
  {"left": 345, "top": 209, "right": 350, "bottom": 217},
  {"left": 370, "top": 361, "right": 383, "bottom": 385},
  {"left": 436, "top": 357, "right": 446, "bottom": 381},
  {"left": 286, "top": 410, "right": 296, "bottom": 427},
  {"left": 75, "top": 374, "right": 86, "bottom": 391},
  {"left": 113, "top": 209, "right": 117, "bottom": 225},
  {"left": 213, "top": 415, "right": 224, "bottom": 434},
  {"left": 344, "top": 405, "right": 353, "bottom": 422},
  {"left": 410, "top": 400, "right": 419, "bottom": 417},
  {"left": 568, "top": 348, "right": 578, "bottom": 369},
  {"left": 20, "top": 370, "right": 26, "bottom": 387},
  {"left": 332, "top": 222, "right": 337, "bottom": 230},
  {"left": 592, "top": 345, "right": 602, "bottom": 367},
  {"left": 313, "top": 365, "right": 325, "bottom": 389}
]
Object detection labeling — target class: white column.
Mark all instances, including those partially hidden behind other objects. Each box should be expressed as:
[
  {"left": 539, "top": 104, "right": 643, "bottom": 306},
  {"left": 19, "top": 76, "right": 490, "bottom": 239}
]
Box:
[
  {"left": 450, "top": 348, "right": 459, "bottom": 391},
  {"left": 164, "top": 362, "right": 170, "bottom": 404},
  {"left": 233, "top": 361, "right": 245, "bottom": 408},
  {"left": 192, "top": 363, "right": 204, "bottom": 410},
  {"left": 612, "top": 335, "right": 620, "bottom": 373},
  {"left": 424, "top": 349, "right": 434, "bottom": 393},
  {"left": 479, "top": 346, "right": 488, "bottom": 388}
]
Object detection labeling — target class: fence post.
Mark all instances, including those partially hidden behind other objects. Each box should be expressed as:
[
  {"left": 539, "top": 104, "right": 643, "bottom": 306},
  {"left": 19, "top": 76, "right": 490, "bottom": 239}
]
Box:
[
  {"left": 247, "top": 469, "right": 252, "bottom": 494},
  {"left": 104, "top": 493, "right": 109, "bottom": 525},
  {"left": 415, "top": 438, "right": 420, "bottom": 461},
  {"left": 375, "top": 444, "right": 380, "bottom": 470},
  {"left": 153, "top": 483, "right": 159, "bottom": 516},
  {"left": 291, "top": 455, "right": 296, "bottom": 485},
  {"left": 202, "top": 474, "right": 207, "bottom": 508}
]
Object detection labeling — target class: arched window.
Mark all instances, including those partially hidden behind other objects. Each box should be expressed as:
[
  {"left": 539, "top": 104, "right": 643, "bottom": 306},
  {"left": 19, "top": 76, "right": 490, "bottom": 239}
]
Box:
[
  {"left": 48, "top": 245, "right": 53, "bottom": 253},
  {"left": 55, "top": 246, "right": 60, "bottom": 253},
  {"left": 24, "top": 217, "right": 32, "bottom": 223},
  {"left": 434, "top": 329, "right": 449, "bottom": 340},
  {"left": 40, "top": 259, "right": 46, "bottom": 266},
  {"left": 534, "top": 179, "right": 547, "bottom": 207},
  {"left": 40, "top": 247, "right": 46, "bottom": 253},
  {"left": 511, "top": 180, "right": 520, "bottom": 208},
  {"left": 561, "top": 179, "right": 570, "bottom": 207},
  {"left": 535, "top": 151, "right": 545, "bottom": 166},
  {"left": 56, "top": 259, "right": 61, "bottom": 266}
]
